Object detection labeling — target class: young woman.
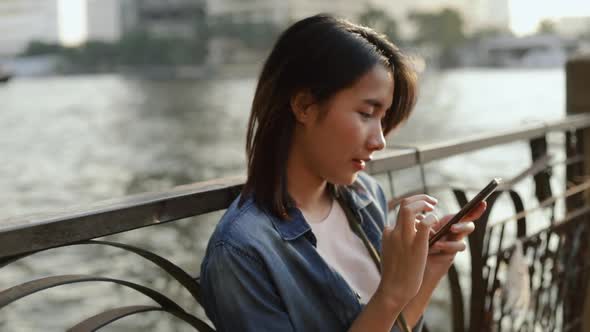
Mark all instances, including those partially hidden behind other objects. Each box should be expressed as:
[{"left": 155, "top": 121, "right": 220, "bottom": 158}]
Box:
[{"left": 200, "top": 14, "right": 486, "bottom": 332}]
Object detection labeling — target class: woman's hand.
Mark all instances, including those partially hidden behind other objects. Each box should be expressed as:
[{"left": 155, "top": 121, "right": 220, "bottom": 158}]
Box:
[
  {"left": 377, "top": 194, "right": 439, "bottom": 308},
  {"left": 424, "top": 201, "right": 487, "bottom": 282},
  {"left": 397, "top": 201, "right": 488, "bottom": 328}
]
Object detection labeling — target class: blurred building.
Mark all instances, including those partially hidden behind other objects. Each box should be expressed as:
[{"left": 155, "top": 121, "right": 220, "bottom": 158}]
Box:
[
  {"left": 0, "top": 0, "right": 59, "bottom": 56},
  {"left": 150, "top": 0, "right": 373, "bottom": 67},
  {"left": 206, "top": 0, "right": 288, "bottom": 25},
  {"left": 121, "top": 0, "right": 206, "bottom": 39},
  {"left": 206, "top": 0, "right": 370, "bottom": 24},
  {"left": 86, "top": 0, "right": 122, "bottom": 42},
  {"left": 120, "top": 0, "right": 513, "bottom": 40},
  {"left": 554, "top": 17, "right": 590, "bottom": 38},
  {"left": 285, "top": 0, "right": 368, "bottom": 22},
  {"left": 372, "top": 0, "right": 511, "bottom": 37},
  {"left": 461, "top": 0, "right": 510, "bottom": 32}
]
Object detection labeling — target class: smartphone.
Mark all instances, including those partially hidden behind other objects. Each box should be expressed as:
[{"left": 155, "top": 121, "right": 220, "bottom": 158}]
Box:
[{"left": 428, "top": 178, "right": 501, "bottom": 247}]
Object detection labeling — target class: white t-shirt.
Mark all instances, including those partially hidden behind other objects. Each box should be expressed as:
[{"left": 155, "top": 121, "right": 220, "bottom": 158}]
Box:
[{"left": 305, "top": 199, "right": 381, "bottom": 304}]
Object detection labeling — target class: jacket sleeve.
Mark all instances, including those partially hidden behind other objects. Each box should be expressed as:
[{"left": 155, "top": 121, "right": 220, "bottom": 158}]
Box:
[{"left": 200, "top": 242, "right": 295, "bottom": 332}]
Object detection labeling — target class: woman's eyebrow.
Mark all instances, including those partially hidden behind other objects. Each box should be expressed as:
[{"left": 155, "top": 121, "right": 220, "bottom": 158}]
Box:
[{"left": 363, "top": 98, "right": 383, "bottom": 108}]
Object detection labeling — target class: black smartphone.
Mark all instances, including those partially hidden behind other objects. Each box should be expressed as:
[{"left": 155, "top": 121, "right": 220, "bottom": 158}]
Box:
[{"left": 428, "top": 178, "right": 501, "bottom": 247}]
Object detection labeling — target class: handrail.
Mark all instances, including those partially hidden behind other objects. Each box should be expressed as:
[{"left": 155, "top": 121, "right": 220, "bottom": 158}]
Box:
[
  {"left": 1, "top": 114, "right": 590, "bottom": 258},
  {"left": 367, "top": 113, "right": 590, "bottom": 173},
  {"left": 0, "top": 176, "right": 244, "bottom": 258}
]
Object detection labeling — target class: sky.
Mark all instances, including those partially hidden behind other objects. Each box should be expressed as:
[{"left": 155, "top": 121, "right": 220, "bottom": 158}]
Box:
[
  {"left": 56, "top": 0, "right": 590, "bottom": 45},
  {"left": 509, "top": 0, "right": 590, "bottom": 35}
]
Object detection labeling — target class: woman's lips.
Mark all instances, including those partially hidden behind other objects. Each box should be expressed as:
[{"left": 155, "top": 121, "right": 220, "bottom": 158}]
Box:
[{"left": 352, "top": 159, "right": 366, "bottom": 170}]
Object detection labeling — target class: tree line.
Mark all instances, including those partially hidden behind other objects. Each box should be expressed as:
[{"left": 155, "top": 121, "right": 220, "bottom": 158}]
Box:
[
  {"left": 22, "top": 19, "right": 281, "bottom": 72},
  {"left": 22, "top": 7, "right": 587, "bottom": 71}
]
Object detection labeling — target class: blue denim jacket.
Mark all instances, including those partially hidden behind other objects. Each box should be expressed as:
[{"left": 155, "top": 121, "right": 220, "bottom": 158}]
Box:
[{"left": 200, "top": 172, "right": 425, "bottom": 331}]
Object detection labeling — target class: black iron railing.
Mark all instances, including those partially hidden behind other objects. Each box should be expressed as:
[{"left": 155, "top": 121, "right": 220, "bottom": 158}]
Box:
[{"left": 2, "top": 114, "right": 590, "bottom": 331}]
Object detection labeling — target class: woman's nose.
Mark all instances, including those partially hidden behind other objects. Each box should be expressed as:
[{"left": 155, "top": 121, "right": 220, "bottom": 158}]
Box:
[{"left": 367, "top": 126, "right": 386, "bottom": 151}]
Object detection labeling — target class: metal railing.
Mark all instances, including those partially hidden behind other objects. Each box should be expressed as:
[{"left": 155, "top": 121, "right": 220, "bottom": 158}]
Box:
[{"left": 2, "top": 114, "right": 590, "bottom": 331}]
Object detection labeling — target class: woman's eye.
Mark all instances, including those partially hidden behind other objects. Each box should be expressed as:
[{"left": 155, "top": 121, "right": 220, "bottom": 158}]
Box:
[{"left": 358, "top": 111, "right": 372, "bottom": 119}]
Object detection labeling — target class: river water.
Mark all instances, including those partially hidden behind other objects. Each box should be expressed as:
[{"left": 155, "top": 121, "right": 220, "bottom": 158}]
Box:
[{"left": 0, "top": 68, "right": 568, "bottom": 331}]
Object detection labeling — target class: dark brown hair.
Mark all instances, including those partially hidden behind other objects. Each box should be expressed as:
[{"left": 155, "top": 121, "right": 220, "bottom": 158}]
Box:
[{"left": 240, "top": 14, "right": 418, "bottom": 219}]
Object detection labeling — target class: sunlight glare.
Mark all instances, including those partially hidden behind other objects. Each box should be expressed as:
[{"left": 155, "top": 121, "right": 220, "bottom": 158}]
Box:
[{"left": 58, "top": 0, "right": 87, "bottom": 46}]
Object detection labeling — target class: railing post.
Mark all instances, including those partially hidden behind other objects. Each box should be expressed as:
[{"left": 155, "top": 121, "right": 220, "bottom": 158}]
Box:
[
  {"left": 566, "top": 53, "right": 590, "bottom": 332},
  {"left": 566, "top": 55, "right": 590, "bottom": 209},
  {"left": 530, "top": 136, "right": 554, "bottom": 220}
]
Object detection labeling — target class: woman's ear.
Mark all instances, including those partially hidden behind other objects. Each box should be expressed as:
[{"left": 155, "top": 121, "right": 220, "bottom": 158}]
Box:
[{"left": 290, "top": 90, "right": 315, "bottom": 124}]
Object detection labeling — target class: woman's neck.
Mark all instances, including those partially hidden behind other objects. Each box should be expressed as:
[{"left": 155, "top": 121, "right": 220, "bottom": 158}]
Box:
[{"left": 286, "top": 148, "right": 332, "bottom": 219}]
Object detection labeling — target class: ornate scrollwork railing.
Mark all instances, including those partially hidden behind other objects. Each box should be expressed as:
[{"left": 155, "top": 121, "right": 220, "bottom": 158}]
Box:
[{"left": 2, "top": 114, "right": 590, "bottom": 331}]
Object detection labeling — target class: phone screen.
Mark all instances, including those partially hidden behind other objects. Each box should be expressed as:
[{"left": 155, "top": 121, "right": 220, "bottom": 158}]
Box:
[{"left": 428, "top": 178, "right": 501, "bottom": 247}]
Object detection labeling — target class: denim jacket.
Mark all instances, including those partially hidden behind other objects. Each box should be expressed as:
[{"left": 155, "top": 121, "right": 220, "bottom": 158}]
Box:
[{"left": 200, "top": 172, "right": 425, "bottom": 331}]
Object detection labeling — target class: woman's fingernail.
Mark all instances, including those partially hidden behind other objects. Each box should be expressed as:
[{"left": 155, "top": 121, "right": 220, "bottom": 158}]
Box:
[{"left": 421, "top": 216, "right": 436, "bottom": 227}]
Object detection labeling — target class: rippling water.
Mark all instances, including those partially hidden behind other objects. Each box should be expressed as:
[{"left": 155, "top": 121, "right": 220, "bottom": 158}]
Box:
[{"left": 0, "top": 68, "right": 567, "bottom": 331}]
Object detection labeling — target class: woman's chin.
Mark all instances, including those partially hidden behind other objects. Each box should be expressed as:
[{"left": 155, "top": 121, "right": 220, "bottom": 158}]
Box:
[{"left": 330, "top": 173, "right": 358, "bottom": 186}]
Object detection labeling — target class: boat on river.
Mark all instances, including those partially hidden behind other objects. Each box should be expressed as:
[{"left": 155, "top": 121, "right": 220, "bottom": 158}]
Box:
[{"left": 0, "top": 65, "right": 13, "bottom": 83}]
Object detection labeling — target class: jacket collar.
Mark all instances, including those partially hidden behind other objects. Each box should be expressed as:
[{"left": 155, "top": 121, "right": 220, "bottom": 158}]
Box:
[
  {"left": 268, "top": 184, "right": 373, "bottom": 242},
  {"left": 340, "top": 182, "right": 373, "bottom": 211}
]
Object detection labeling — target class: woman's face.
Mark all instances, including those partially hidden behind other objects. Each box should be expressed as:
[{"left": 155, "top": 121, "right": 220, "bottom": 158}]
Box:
[{"left": 299, "top": 63, "right": 394, "bottom": 185}]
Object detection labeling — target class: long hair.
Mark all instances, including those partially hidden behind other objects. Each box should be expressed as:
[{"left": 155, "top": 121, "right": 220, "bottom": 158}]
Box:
[{"left": 240, "top": 14, "right": 418, "bottom": 219}]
